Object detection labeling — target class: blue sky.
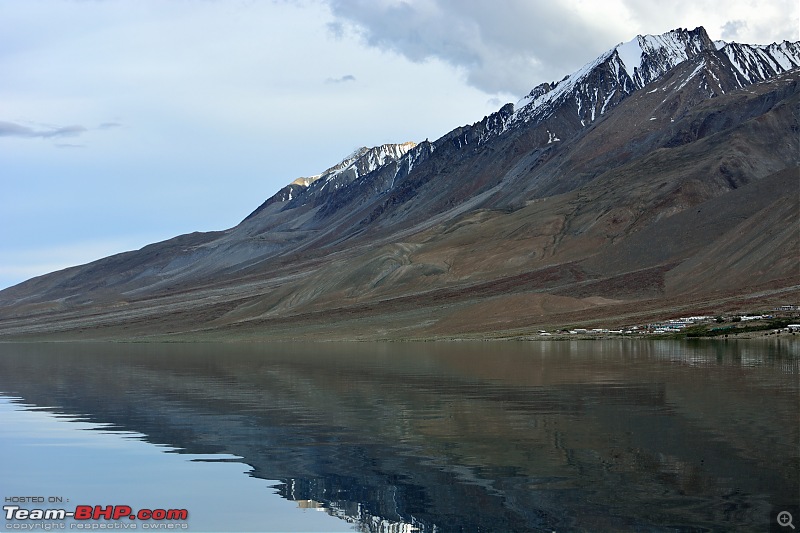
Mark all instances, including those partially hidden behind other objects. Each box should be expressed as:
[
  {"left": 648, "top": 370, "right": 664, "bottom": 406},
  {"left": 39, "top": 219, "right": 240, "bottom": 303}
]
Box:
[{"left": 1, "top": 0, "right": 797, "bottom": 291}]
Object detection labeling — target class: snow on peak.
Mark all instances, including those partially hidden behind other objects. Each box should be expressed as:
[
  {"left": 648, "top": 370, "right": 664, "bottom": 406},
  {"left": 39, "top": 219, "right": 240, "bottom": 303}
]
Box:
[
  {"left": 613, "top": 27, "right": 714, "bottom": 86},
  {"left": 285, "top": 142, "right": 418, "bottom": 195},
  {"left": 327, "top": 142, "right": 418, "bottom": 183},
  {"left": 514, "top": 46, "right": 615, "bottom": 113},
  {"left": 718, "top": 40, "right": 800, "bottom": 83},
  {"left": 615, "top": 37, "right": 644, "bottom": 79},
  {"left": 513, "top": 27, "right": 716, "bottom": 125}
]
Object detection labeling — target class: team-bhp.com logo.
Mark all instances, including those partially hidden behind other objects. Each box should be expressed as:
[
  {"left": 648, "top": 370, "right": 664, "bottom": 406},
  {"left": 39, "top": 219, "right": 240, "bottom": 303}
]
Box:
[{"left": 4, "top": 504, "right": 188, "bottom": 529}]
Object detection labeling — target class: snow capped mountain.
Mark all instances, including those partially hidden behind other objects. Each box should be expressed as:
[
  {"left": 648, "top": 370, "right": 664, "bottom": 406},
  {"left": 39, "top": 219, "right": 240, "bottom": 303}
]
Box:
[
  {"left": 243, "top": 142, "right": 417, "bottom": 220},
  {"left": 249, "top": 25, "right": 799, "bottom": 224},
  {"left": 3, "top": 25, "right": 799, "bottom": 342},
  {"left": 292, "top": 142, "right": 417, "bottom": 193},
  {"left": 719, "top": 40, "right": 800, "bottom": 84},
  {"left": 508, "top": 27, "right": 799, "bottom": 132},
  {"left": 511, "top": 27, "right": 716, "bottom": 127},
  {"left": 614, "top": 27, "right": 716, "bottom": 87}
]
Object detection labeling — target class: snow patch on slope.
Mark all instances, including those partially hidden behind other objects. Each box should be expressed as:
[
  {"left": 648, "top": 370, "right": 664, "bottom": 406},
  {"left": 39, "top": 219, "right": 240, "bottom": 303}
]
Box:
[
  {"left": 615, "top": 38, "right": 643, "bottom": 79},
  {"left": 288, "top": 142, "right": 417, "bottom": 193},
  {"left": 720, "top": 40, "right": 800, "bottom": 83}
]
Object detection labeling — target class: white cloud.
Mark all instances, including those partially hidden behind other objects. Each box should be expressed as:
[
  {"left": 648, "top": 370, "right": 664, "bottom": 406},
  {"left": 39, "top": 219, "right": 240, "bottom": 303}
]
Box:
[
  {"left": 326, "top": 74, "right": 357, "bottom": 83},
  {"left": 324, "top": 0, "right": 620, "bottom": 95},
  {"left": 618, "top": 0, "right": 799, "bottom": 45},
  {"left": 0, "top": 121, "right": 87, "bottom": 139},
  {"left": 324, "top": 0, "right": 799, "bottom": 96}
]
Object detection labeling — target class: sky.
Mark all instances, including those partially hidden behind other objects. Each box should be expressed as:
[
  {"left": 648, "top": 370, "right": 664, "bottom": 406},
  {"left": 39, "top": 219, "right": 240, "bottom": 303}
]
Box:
[{"left": 1, "top": 0, "right": 798, "bottom": 291}]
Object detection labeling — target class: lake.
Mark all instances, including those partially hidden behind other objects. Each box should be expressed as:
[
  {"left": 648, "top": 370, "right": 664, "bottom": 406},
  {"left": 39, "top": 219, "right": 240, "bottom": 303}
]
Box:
[{"left": 0, "top": 340, "right": 797, "bottom": 532}]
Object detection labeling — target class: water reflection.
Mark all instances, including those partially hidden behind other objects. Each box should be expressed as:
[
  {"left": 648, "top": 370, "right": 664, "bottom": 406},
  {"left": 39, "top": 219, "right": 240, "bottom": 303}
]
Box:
[{"left": 0, "top": 340, "right": 797, "bottom": 532}]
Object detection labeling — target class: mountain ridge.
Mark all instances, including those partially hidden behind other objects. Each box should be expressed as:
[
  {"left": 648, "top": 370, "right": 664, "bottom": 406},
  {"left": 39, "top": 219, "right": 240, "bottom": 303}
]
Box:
[{"left": 1, "top": 26, "right": 798, "bottom": 340}]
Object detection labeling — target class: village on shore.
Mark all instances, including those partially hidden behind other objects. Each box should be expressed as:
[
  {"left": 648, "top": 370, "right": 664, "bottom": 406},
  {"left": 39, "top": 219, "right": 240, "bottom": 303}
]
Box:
[{"left": 531, "top": 305, "right": 800, "bottom": 339}]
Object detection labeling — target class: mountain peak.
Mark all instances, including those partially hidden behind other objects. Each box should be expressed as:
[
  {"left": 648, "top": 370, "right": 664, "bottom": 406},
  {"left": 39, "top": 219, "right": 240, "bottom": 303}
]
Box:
[
  {"left": 243, "top": 141, "right": 418, "bottom": 221},
  {"left": 275, "top": 143, "right": 419, "bottom": 195},
  {"left": 293, "top": 142, "right": 417, "bottom": 191},
  {"left": 515, "top": 27, "right": 716, "bottom": 119},
  {"left": 508, "top": 25, "right": 799, "bottom": 134},
  {"left": 613, "top": 26, "right": 715, "bottom": 86}
]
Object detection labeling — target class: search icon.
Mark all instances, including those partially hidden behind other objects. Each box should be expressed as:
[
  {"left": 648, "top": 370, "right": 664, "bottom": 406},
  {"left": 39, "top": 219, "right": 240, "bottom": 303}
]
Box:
[{"left": 778, "top": 511, "right": 796, "bottom": 529}]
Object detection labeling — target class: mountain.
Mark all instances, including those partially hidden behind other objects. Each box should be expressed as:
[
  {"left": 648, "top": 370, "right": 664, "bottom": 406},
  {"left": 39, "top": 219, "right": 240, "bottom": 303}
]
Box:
[
  {"left": 1, "top": 26, "right": 798, "bottom": 340},
  {"left": 244, "top": 142, "right": 417, "bottom": 219},
  {"left": 513, "top": 27, "right": 800, "bottom": 129}
]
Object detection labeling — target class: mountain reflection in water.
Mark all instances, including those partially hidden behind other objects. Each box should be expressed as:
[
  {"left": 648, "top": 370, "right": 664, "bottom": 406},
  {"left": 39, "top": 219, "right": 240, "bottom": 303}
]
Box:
[{"left": 0, "top": 340, "right": 797, "bottom": 532}]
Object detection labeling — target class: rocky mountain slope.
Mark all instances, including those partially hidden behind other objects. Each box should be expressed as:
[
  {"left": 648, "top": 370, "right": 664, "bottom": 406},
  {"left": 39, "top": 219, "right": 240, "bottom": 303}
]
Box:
[{"left": 1, "top": 26, "right": 798, "bottom": 340}]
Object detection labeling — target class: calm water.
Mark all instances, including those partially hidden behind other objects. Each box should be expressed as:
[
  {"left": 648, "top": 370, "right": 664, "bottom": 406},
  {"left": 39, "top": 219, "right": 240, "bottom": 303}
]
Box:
[{"left": 0, "top": 340, "right": 797, "bottom": 532}]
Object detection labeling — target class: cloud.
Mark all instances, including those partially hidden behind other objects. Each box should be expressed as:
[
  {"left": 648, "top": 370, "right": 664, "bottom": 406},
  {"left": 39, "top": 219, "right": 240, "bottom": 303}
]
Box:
[
  {"left": 0, "top": 120, "right": 119, "bottom": 147},
  {"left": 327, "top": 20, "right": 345, "bottom": 39},
  {"left": 618, "top": 0, "right": 799, "bottom": 45},
  {"left": 721, "top": 20, "right": 747, "bottom": 41},
  {"left": 323, "top": 0, "right": 800, "bottom": 97},
  {"left": 43, "top": 125, "right": 87, "bottom": 138},
  {"left": 323, "top": 0, "right": 625, "bottom": 95},
  {"left": 0, "top": 121, "right": 35, "bottom": 137},
  {"left": 54, "top": 143, "right": 86, "bottom": 149},
  {"left": 326, "top": 74, "right": 357, "bottom": 83},
  {"left": 0, "top": 120, "right": 87, "bottom": 139}
]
